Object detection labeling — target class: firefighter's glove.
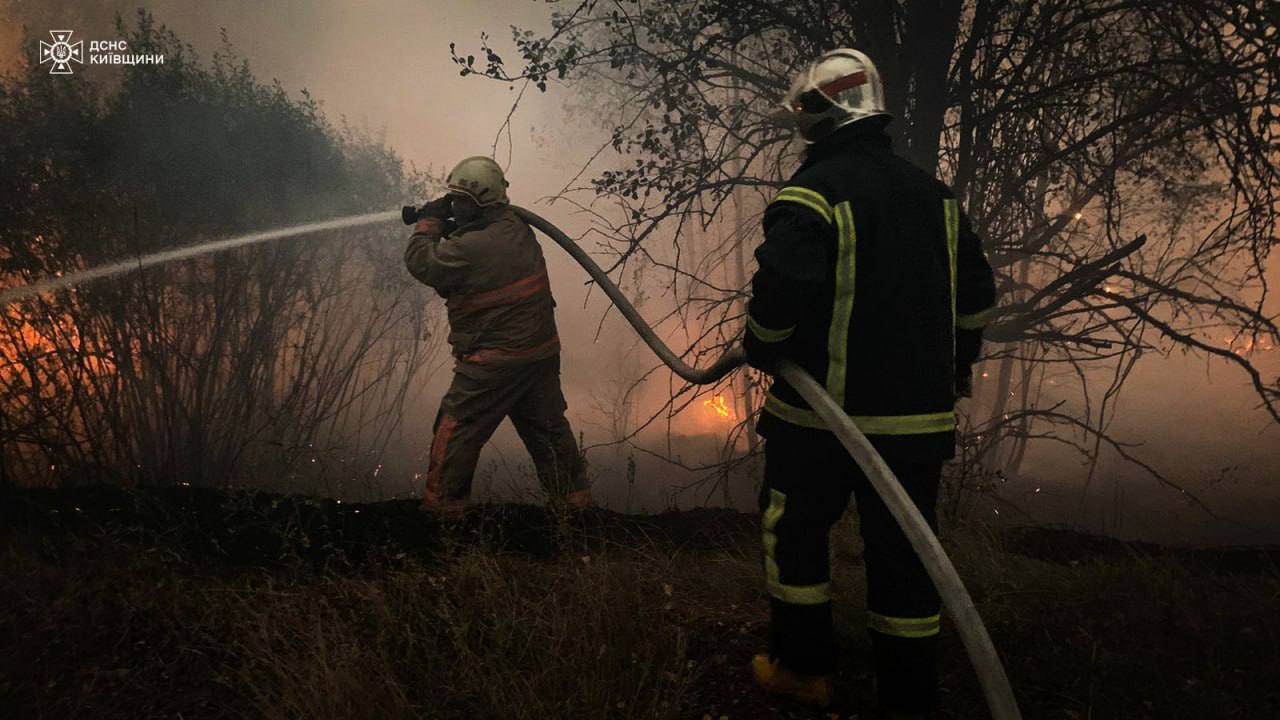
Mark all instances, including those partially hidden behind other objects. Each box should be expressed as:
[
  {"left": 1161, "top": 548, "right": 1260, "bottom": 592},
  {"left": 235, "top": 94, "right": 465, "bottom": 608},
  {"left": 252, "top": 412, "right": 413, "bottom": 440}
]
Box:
[
  {"left": 421, "top": 195, "right": 453, "bottom": 220},
  {"left": 955, "top": 373, "right": 974, "bottom": 400},
  {"left": 409, "top": 196, "right": 450, "bottom": 239},
  {"left": 413, "top": 217, "right": 445, "bottom": 239}
]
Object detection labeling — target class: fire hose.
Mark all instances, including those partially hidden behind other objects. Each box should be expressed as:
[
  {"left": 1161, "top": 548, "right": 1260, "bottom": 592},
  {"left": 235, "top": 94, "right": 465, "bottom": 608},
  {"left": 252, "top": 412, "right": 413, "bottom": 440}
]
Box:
[
  {"left": 5, "top": 200, "right": 1019, "bottom": 717},
  {"left": 509, "top": 205, "right": 1023, "bottom": 720}
]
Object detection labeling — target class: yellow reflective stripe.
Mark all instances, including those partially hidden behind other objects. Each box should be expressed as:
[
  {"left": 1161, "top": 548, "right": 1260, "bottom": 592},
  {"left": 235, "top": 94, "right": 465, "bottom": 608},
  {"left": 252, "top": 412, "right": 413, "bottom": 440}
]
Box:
[
  {"left": 826, "top": 201, "right": 856, "bottom": 406},
  {"left": 761, "top": 488, "right": 830, "bottom": 605},
  {"left": 763, "top": 489, "right": 785, "bottom": 544},
  {"left": 764, "top": 393, "right": 828, "bottom": 429},
  {"left": 944, "top": 198, "right": 959, "bottom": 335},
  {"left": 774, "top": 187, "right": 833, "bottom": 224},
  {"left": 855, "top": 412, "right": 955, "bottom": 434},
  {"left": 768, "top": 579, "right": 832, "bottom": 605},
  {"left": 764, "top": 393, "right": 956, "bottom": 435},
  {"left": 957, "top": 305, "right": 998, "bottom": 329},
  {"left": 747, "top": 315, "right": 795, "bottom": 343},
  {"left": 762, "top": 489, "right": 784, "bottom": 595},
  {"left": 868, "top": 611, "right": 941, "bottom": 639}
]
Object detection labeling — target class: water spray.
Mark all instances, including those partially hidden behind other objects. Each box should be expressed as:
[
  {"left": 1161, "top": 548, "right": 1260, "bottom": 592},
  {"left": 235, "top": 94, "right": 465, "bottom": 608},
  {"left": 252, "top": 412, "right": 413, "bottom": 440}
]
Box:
[
  {"left": 0, "top": 210, "right": 399, "bottom": 307},
  {"left": 5, "top": 202, "right": 1021, "bottom": 718}
]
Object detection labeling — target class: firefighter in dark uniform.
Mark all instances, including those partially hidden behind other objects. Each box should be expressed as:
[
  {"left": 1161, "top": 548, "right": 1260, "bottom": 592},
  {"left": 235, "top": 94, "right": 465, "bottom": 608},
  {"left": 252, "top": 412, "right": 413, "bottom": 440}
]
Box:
[
  {"left": 405, "top": 156, "right": 590, "bottom": 515},
  {"left": 744, "top": 50, "right": 998, "bottom": 717}
]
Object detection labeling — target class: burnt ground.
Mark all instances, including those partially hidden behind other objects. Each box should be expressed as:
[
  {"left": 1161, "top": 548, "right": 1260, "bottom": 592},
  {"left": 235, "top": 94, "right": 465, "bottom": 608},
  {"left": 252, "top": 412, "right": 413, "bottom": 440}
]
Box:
[
  {"left": 0, "top": 484, "right": 761, "bottom": 567},
  {"left": 9, "top": 484, "right": 1275, "bottom": 570},
  {"left": 2, "top": 484, "right": 1278, "bottom": 719}
]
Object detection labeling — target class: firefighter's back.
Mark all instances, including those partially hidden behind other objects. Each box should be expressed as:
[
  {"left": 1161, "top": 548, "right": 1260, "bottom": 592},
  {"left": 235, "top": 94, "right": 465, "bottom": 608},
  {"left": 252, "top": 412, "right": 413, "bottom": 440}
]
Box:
[
  {"left": 442, "top": 207, "right": 560, "bottom": 367},
  {"left": 758, "top": 124, "right": 962, "bottom": 459}
]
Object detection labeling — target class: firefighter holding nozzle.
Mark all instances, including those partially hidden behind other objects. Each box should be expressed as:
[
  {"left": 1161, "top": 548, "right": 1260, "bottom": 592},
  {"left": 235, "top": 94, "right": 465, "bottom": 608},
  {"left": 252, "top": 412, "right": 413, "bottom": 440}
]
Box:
[
  {"left": 403, "top": 157, "right": 590, "bottom": 516},
  {"left": 743, "top": 50, "right": 998, "bottom": 717}
]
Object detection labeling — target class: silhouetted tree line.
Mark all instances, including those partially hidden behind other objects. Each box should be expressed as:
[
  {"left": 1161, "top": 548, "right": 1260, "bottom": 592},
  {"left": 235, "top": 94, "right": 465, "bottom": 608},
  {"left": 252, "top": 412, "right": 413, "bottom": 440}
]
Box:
[{"left": 0, "top": 12, "right": 443, "bottom": 493}]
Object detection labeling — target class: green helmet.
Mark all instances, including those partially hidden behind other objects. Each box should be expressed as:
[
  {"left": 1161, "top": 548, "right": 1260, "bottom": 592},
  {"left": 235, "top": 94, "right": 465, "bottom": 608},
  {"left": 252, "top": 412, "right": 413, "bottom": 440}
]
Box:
[{"left": 446, "top": 156, "right": 509, "bottom": 206}]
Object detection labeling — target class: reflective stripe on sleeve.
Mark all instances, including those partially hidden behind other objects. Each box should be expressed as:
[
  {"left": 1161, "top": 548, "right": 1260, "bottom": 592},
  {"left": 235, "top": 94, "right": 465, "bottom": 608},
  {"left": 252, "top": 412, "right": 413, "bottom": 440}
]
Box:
[
  {"left": 957, "top": 305, "right": 998, "bottom": 329},
  {"left": 773, "top": 186, "right": 834, "bottom": 224},
  {"left": 763, "top": 392, "right": 956, "bottom": 435},
  {"left": 868, "top": 611, "right": 941, "bottom": 639},
  {"left": 747, "top": 315, "right": 795, "bottom": 343}
]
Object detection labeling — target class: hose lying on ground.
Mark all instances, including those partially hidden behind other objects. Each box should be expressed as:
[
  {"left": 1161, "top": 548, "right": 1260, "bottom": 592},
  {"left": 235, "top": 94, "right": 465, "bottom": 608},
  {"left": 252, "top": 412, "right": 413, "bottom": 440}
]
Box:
[{"left": 514, "top": 204, "right": 1023, "bottom": 720}]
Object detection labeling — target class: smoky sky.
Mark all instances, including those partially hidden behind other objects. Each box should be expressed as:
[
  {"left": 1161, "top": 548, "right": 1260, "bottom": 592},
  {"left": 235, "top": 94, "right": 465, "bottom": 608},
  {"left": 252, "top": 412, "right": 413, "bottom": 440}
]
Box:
[{"left": 3, "top": 0, "right": 1277, "bottom": 544}]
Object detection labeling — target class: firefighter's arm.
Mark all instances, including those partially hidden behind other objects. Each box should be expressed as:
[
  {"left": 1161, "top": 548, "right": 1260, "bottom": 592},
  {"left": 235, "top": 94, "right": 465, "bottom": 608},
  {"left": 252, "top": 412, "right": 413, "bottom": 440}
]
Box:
[
  {"left": 744, "top": 201, "right": 830, "bottom": 372},
  {"left": 954, "top": 207, "right": 998, "bottom": 395},
  {"left": 404, "top": 218, "right": 469, "bottom": 295}
]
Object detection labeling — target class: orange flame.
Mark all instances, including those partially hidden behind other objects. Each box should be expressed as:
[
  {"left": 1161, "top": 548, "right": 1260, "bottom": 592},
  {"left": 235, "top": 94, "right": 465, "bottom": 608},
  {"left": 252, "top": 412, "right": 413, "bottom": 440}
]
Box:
[{"left": 704, "top": 394, "right": 732, "bottom": 420}]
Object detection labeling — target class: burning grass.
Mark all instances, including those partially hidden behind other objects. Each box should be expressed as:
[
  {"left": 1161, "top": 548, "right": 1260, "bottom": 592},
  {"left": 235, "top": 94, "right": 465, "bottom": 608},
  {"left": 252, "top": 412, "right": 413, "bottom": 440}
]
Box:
[{"left": 1, "top": 485, "right": 1277, "bottom": 719}]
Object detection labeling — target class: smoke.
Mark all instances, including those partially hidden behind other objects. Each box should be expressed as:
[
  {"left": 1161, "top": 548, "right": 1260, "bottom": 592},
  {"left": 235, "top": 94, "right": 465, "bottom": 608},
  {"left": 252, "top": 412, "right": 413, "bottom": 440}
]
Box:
[
  {"left": 981, "top": 257, "right": 1280, "bottom": 545},
  {"left": 3, "top": 1, "right": 1276, "bottom": 543},
  {"left": 0, "top": 211, "right": 400, "bottom": 305}
]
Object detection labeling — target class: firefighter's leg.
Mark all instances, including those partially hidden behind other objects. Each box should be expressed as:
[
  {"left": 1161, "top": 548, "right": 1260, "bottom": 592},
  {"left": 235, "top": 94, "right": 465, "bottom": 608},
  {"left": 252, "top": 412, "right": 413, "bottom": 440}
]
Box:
[
  {"left": 758, "top": 425, "right": 852, "bottom": 679},
  {"left": 422, "top": 367, "right": 524, "bottom": 512},
  {"left": 508, "top": 354, "right": 588, "bottom": 506},
  {"left": 851, "top": 456, "right": 944, "bottom": 715}
]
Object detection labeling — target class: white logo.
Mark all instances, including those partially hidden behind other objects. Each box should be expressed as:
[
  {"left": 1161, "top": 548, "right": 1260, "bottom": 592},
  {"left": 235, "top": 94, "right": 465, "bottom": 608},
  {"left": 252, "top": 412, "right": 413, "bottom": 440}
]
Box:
[
  {"left": 36, "top": 31, "right": 164, "bottom": 74},
  {"left": 39, "top": 30, "right": 84, "bottom": 75}
]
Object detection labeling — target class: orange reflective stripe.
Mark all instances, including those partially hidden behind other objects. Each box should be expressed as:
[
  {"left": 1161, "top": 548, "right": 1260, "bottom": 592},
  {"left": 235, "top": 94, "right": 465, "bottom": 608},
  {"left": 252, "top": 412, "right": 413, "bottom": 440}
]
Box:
[
  {"left": 819, "top": 71, "right": 867, "bottom": 96},
  {"left": 425, "top": 414, "right": 458, "bottom": 503},
  {"left": 463, "top": 334, "right": 561, "bottom": 364},
  {"left": 452, "top": 270, "right": 550, "bottom": 313}
]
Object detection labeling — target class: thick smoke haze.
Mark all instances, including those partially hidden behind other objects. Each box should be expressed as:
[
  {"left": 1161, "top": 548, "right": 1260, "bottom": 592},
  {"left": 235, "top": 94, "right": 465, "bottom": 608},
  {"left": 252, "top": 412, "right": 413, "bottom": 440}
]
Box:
[{"left": 4, "top": 1, "right": 1276, "bottom": 544}]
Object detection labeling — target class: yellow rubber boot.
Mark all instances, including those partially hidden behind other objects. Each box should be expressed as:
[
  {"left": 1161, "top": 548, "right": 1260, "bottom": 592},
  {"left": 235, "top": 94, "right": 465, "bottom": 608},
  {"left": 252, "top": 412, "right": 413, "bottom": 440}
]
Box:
[{"left": 751, "top": 654, "right": 833, "bottom": 707}]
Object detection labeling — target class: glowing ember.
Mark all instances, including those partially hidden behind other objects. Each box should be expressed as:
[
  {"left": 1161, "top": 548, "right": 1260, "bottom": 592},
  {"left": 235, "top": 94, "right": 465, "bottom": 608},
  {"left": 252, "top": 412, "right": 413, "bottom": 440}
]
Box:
[{"left": 704, "top": 394, "right": 732, "bottom": 419}]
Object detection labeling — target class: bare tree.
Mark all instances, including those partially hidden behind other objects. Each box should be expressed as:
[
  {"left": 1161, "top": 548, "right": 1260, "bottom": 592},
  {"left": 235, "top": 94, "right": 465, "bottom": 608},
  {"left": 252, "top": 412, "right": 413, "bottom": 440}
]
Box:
[
  {"left": 453, "top": 0, "right": 1279, "bottom": 517},
  {"left": 0, "top": 16, "right": 446, "bottom": 495}
]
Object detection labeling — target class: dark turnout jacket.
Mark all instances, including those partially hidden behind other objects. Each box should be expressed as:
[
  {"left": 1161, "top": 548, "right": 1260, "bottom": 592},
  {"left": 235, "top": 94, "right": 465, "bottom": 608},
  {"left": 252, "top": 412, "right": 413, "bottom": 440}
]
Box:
[
  {"left": 405, "top": 205, "right": 560, "bottom": 368},
  {"left": 744, "top": 119, "right": 998, "bottom": 460}
]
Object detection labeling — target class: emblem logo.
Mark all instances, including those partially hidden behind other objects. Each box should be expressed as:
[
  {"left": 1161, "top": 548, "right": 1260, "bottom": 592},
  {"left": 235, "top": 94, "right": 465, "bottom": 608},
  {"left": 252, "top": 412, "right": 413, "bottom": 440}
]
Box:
[{"left": 39, "top": 31, "right": 84, "bottom": 75}]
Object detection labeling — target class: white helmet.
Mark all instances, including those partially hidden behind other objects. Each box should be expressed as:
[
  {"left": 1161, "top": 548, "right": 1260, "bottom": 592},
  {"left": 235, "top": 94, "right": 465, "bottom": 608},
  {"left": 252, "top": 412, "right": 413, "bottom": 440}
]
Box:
[
  {"left": 446, "top": 156, "right": 509, "bottom": 206},
  {"left": 779, "top": 48, "right": 888, "bottom": 143}
]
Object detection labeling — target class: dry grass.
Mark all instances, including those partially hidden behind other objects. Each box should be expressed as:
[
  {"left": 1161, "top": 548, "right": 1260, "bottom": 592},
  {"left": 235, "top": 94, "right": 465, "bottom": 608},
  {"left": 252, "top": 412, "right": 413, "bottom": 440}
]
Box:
[
  {"left": 0, "top": 528, "right": 724, "bottom": 719},
  {"left": 938, "top": 523, "right": 1280, "bottom": 719},
  {"left": 1, "top": 490, "right": 1277, "bottom": 719}
]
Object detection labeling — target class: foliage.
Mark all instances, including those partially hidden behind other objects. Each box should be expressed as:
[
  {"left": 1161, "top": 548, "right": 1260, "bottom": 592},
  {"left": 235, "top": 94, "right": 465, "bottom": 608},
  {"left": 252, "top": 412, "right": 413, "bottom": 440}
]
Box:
[
  {"left": 0, "top": 11, "right": 443, "bottom": 491},
  {"left": 453, "top": 0, "right": 1280, "bottom": 516}
]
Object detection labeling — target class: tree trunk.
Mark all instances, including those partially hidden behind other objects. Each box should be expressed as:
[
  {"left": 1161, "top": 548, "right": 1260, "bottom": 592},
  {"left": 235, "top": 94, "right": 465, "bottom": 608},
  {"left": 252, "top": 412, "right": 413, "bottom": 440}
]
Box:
[{"left": 900, "top": 1, "right": 964, "bottom": 174}]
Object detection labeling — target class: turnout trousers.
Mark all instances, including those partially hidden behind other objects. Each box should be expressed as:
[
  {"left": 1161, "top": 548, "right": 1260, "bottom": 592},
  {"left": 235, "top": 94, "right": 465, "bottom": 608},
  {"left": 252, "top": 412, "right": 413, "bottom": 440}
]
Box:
[
  {"left": 424, "top": 354, "right": 587, "bottom": 507},
  {"left": 760, "top": 421, "right": 943, "bottom": 714}
]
